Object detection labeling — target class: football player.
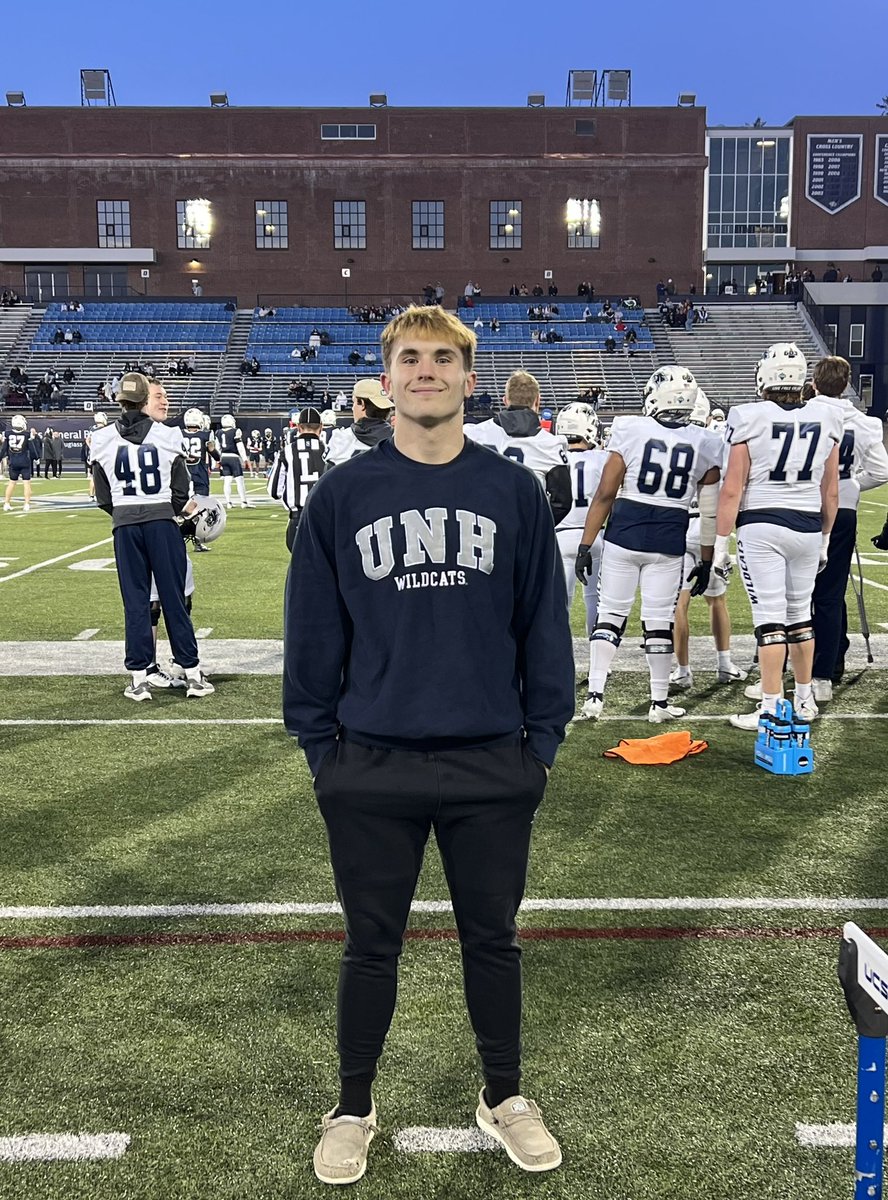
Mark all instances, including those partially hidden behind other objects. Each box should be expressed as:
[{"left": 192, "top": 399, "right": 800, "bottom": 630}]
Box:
[
  {"left": 554, "top": 402, "right": 608, "bottom": 636},
  {"left": 85, "top": 411, "right": 108, "bottom": 501},
  {"left": 319, "top": 409, "right": 338, "bottom": 447},
  {"left": 267, "top": 406, "right": 327, "bottom": 550},
  {"left": 809, "top": 356, "right": 888, "bottom": 699},
  {"left": 181, "top": 408, "right": 219, "bottom": 500},
  {"left": 575, "top": 366, "right": 723, "bottom": 723},
  {"left": 715, "top": 343, "right": 842, "bottom": 728},
  {"left": 1, "top": 414, "right": 38, "bottom": 512},
  {"left": 216, "top": 414, "right": 255, "bottom": 508},
  {"left": 262, "top": 427, "right": 278, "bottom": 471},
  {"left": 670, "top": 388, "right": 747, "bottom": 689},
  {"left": 246, "top": 429, "right": 263, "bottom": 476},
  {"left": 324, "top": 379, "right": 394, "bottom": 466},
  {"left": 463, "top": 370, "right": 572, "bottom": 526}
]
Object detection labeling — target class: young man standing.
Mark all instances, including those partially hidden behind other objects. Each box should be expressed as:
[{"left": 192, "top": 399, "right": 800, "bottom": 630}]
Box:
[
  {"left": 267, "top": 406, "right": 326, "bottom": 550},
  {"left": 284, "top": 306, "right": 574, "bottom": 1185},
  {"left": 90, "top": 373, "right": 215, "bottom": 701}
]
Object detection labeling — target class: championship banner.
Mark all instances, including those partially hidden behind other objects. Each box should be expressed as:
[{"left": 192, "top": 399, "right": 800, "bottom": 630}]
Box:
[
  {"left": 875, "top": 134, "right": 888, "bottom": 208},
  {"left": 806, "top": 133, "right": 863, "bottom": 214}
]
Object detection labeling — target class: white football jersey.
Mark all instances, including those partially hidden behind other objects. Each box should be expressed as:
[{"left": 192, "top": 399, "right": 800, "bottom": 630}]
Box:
[
  {"left": 325, "top": 427, "right": 370, "bottom": 466},
  {"left": 463, "top": 419, "right": 569, "bottom": 483},
  {"left": 726, "top": 398, "right": 843, "bottom": 515},
  {"left": 89, "top": 421, "right": 184, "bottom": 508},
  {"left": 557, "top": 448, "right": 609, "bottom": 531},
  {"left": 814, "top": 394, "right": 888, "bottom": 510},
  {"left": 608, "top": 416, "right": 723, "bottom": 511}
]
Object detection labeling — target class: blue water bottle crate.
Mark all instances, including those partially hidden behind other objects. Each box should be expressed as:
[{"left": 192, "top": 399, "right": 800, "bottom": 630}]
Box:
[{"left": 753, "top": 698, "right": 814, "bottom": 775}]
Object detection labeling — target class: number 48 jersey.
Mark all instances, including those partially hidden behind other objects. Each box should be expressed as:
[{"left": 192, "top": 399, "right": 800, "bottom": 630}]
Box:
[
  {"left": 726, "top": 398, "right": 843, "bottom": 518},
  {"left": 605, "top": 415, "right": 723, "bottom": 555},
  {"left": 90, "top": 421, "right": 185, "bottom": 509}
]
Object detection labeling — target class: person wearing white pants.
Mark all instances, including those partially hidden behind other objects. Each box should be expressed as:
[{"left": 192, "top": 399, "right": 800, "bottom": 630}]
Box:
[{"left": 553, "top": 402, "right": 607, "bottom": 638}]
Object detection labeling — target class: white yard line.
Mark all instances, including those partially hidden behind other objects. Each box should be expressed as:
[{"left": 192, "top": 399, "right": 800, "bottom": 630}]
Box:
[
  {"left": 795, "top": 1122, "right": 887, "bottom": 1149},
  {"left": 393, "top": 1127, "right": 498, "bottom": 1153},
  {"left": 0, "top": 538, "right": 113, "bottom": 583},
  {"left": 1, "top": 896, "right": 886, "bottom": 920},
  {"left": 0, "top": 1132, "right": 130, "bottom": 1162},
  {"left": 72, "top": 629, "right": 99, "bottom": 641}
]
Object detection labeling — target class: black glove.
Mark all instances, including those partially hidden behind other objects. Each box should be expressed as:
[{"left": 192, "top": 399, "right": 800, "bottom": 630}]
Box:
[
  {"left": 575, "top": 543, "right": 594, "bottom": 584},
  {"left": 872, "top": 521, "right": 888, "bottom": 551},
  {"left": 686, "top": 560, "right": 712, "bottom": 597}
]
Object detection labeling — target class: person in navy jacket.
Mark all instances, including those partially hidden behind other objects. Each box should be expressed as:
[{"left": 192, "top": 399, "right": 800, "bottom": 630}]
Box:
[{"left": 284, "top": 304, "right": 574, "bottom": 1186}]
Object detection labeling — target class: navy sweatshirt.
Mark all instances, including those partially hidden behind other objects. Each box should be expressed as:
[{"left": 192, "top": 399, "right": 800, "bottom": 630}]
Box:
[{"left": 283, "top": 436, "right": 575, "bottom": 776}]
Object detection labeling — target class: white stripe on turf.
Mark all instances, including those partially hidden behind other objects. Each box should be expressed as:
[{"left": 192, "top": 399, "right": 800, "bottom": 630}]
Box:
[
  {"left": 0, "top": 538, "right": 113, "bottom": 583},
  {"left": 1, "top": 896, "right": 886, "bottom": 920},
  {"left": 0, "top": 1132, "right": 130, "bottom": 1162},
  {"left": 794, "top": 1122, "right": 887, "bottom": 1149},
  {"left": 393, "top": 1127, "right": 498, "bottom": 1153},
  {"left": 72, "top": 629, "right": 100, "bottom": 640}
]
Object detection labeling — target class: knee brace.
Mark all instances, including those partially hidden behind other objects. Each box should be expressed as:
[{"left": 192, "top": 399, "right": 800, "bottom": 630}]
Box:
[
  {"left": 642, "top": 623, "right": 673, "bottom": 655},
  {"left": 786, "top": 620, "right": 814, "bottom": 644},
  {"left": 591, "top": 618, "right": 626, "bottom": 648},
  {"left": 754, "top": 622, "right": 787, "bottom": 647},
  {"left": 150, "top": 601, "right": 161, "bottom": 627}
]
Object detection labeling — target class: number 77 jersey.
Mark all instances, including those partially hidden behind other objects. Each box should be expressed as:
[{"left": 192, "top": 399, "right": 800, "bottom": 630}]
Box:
[
  {"left": 726, "top": 398, "right": 843, "bottom": 518},
  {"left": 604, "top": 415, "right": 724, "bottom": 555},
  {"left": 89, "top": 421, "right": 185, "bottom": 508}
]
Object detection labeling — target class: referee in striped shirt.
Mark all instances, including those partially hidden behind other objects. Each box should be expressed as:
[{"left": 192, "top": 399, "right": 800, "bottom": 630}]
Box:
[{"left": 267, "top": 407, "right": 327, "bottom": 550}]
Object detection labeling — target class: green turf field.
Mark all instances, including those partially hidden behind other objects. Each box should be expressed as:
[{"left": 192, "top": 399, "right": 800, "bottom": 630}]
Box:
[{"left": 0, "top": 475, "right": 887, "bottom": 1198}]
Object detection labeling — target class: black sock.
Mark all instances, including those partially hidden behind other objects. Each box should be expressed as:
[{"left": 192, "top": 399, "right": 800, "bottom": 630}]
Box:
[
  {"left": 336, "top": 1075, "right": 375, "bottom": 1118},
  {"left": 484, "top": 1076, "right": 521, "bottom": 1109}
]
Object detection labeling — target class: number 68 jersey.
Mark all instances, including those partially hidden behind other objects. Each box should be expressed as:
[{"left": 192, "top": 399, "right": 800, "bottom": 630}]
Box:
[
  {"left": 90, "top": 420, "right": 185, "bottom": 511},
  {"left": 726, "top": 398, "right": 843, "bottom": 520},
  {"left": 605, "top": 414, "right": 723, "bottom": 555}
]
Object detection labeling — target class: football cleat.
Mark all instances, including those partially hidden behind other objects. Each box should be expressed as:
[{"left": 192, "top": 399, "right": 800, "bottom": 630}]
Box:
[
  {"left": 669, "top": 667, "right": 694, "bottom": 690},
  {"left": 145, "top": 667, "right": 186, "bottom": 689},
  {"left": 717, "top": 663, "right": 748, "bottom": 684},
  {"left": 793, "top": 696, "right": 819, "bottom": 721},
  {"left": 579, "top": 693, "right": 604, "bottom": 721},
  {"left": 811, "top": 679, "right": 833, "bottom": 702},
  {"left": 648, "top": 701, "right": 686, "bottom": 723},
  {"left": 123, "top": 681, "right": 152, "bottom": 702},
  {"left": 744, "top": 680, "right": 763, "bottom": 701},
  {"left": 185, "top": 672, "right": 215, "bottom": 698},
  {"left": 3, "top": 503, "right": 12, "bottom": 512},
  {"left": 729, "top": 707, "right": 764, "bottom": 731}
]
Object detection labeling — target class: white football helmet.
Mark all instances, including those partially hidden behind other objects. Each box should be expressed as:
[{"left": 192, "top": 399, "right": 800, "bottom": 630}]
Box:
[
  {"left": 250, "top": 428, "right": 260, "bottom": 438},
  {"left": 264, "top": 427, "right": 273, "bottom": 437},
  {"left": 94, "top": 412, "right": 108, "bottom": 427},
  {"left": 755, "top": 342, "right": 807, "bottom": 396},
  {"left": 555, "top": 402, "right": 601, "bottom": 446},
  {"left": 220, "top": 414, "right": 236, "bottom": 429},
  {"left": 320, "top": 410, "right": 338, "bottom": 428},
  {"left": 190, "top": 497, "right": 227, "bottom": 544},
  {"left": 642, "top": 366, "right": 698, "bottom": 422},
  {"left": 184, "top": 408, "right": 204, "bottom": 431},
  {"left": 709, "top": 406, "right": 726, "bottom": 425},
  {"left": 201, "top": 414, "right": 211, "bottom": 431},
  {"left": 689, "top": 386, "right": 711, "bottom": 427},
  {"left": 11, "top": 414, "right": 27, "bottom": 432}
]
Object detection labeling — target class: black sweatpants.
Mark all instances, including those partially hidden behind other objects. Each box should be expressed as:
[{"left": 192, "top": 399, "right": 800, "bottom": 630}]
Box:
[
  {"left": 113, "top": 520, "right": 199, "bottom": 672},
  {"left": 314, "top": 737, "right": 548, "bottom": 1083},
  {"left": 812, "top": 507, "right": 856, "bottom": 681}
]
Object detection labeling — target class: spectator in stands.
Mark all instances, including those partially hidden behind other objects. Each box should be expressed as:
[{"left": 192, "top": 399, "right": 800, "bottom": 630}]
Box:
[
  {"left": 55, "top": 388, "right": 69, "bottom": 412},
  {"left": 531, "top": 329, "right": 541, "bottom": 344},
  {"left": 464, "top": 280, "right": 475, "bottom": 300},
  {"left": 320, "top": 331, "right": 331, "bottom": 346},
  {"left": 519, "top": 283, "right": 529, "bottom": 296},
  {"left": 604, "top": 334, "right": 616, "bottom": 354},
  {"left": 179, "top": 358, "right": 194, "bottom": 376},
  {"left": 309, "top": 330, "right": 322, "bottom": 352},
  {"left": 871, "top": 264, "right": 883, "bottom": 282},
  {"left": 422, "top": 283, "right": 435, "bottom": 304},
  {"left": 624, "top": 327, "right": 638, "bottom": 354},
  {"left": 601, "top": 300, "right": 614, "bottom": 322},
  {"left": 684, "top": 302, "right": 695, "bottom": 332},
  {"left": 334, "top": 390, "right": 348, "bottom": 410},
  {"left": 489, "top": 317, "right": 500, "bottom": 333},
  {"left": 822, "top": 263, "right": 839, "bottom": 282},
  {"left": 1, "top": 290, "right": 21, "bottom": 306},
  {"left": 363, "top": 348, "right": 377, "bottom": 366},
  {"left": 529, "top": 284, "right": 542, "bottom": 297},
  {"left": 577, "top": 281, "right": 593, "bottom": 298},
  {"left": 472, "top": 282, "right": 481, "bottom": 299},
  {"left": 666, "top": 279, "right": 676, "bottom": 297},
  {"left": 435, "top": 281, "right": 445, "bottom": 304},
  {"left": 348, "top": 349, "right": 362, "bottom": 367},
  {"left": 51, "top": 327, "right": 64, "bottom": 344},
  {"left": 224, "top": 300, "right": 237, "bottom": 312},
  {"left": 191, "top": 280, "right": 203, "bottom": 297},
  {"left": 62, "top": 366, "right": 75, "bottom": 385},
  {"left": 583, "top": 305, "right": 593, "bottom": 322},
  {"left": 842, "top": 272, "right": 853, "bottom": 283},
  {"left": 72, "top": 329, "right": 83, "bottom": 344},
  {"left": 698, "top": 306, "right": 710, "bottom": 323},
  {"left": 802, "top": 268, "right": 815, "bottom": 283},
  {"left": 548, "top": 283, "right": 558, "bottom": 297},
  {"left": 473, "top": 317, "right": 484, "bottom": 335},
  {"left": 258, "top": 306, "right": 276, "bottom": 318}
]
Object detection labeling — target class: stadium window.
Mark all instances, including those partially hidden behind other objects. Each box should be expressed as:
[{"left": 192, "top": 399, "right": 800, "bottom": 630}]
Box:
[
  {"left": 412, "top": 201, "right": 444, "bottom": 250},
  {"left": 177, "top": 199, "right": 212, "bottom": 250},
  {"left": 321, "top": 124, "right": 376, "bottom": 140},
  {"left": 566, "top": 197, "right": 600, "bottom": 249},
  {"left": 490, "top": 200, "right": 522, "bottom": 250},
  {"left": 334, "top": 200, "right": 367, "bottom": 250},
  {"left": 574, "top": 119, "right": 596, "bottom": 136},
  {"left": 825, "top": 323, "right": 838, "bottom": 354},
  {"left": 858, "top": 373, "right": 873, "bottom": 409},
  {"left": 706, "top": 132, "right": 790, "bottom": 249},
  {"left": 849, "top": 323, "right": 865, "bottom": 358},
  {"left": 97, "top": 200, "right": 131, "bottom": 249},
  {"left": 255, "top": 200, "right": 288, "bottom": 250}
]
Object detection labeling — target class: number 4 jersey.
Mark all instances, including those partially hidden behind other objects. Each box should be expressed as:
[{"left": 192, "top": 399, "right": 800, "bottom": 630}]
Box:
[
  {"left": 726, "top": 398, "right": 843, "bottom": 526},
  {"left": 605, "top": 415, "right": 723, "bottom": 555},
  {"left": 90, "top": 414, "right": 191, "bottom": 527}
]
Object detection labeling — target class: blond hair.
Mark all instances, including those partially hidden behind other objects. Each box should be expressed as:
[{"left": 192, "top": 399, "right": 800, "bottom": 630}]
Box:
[
  {"left": 381, "top": 305, "right": 476, "bottom": 372},
  {"left": 813, "top": 355, "right": 851, "bottom": 398},
  {"left": 505, "top": 370, "right": 541, "bottom": 409}
]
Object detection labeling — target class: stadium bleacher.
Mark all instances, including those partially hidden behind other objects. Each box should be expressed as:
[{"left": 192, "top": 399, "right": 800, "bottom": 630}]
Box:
[{"left": 33, "top": 302, "right": 234, "bottom": 352}]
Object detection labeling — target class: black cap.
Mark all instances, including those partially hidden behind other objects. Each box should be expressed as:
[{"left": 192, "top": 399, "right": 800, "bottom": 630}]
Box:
[{"left": 297, "top": 407, "right": 323, "bottom": 426}]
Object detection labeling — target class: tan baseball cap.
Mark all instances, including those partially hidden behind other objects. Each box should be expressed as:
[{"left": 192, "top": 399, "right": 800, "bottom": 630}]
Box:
[
  {"left": 118, "top": 372, "right": 151, "bottom": 406},
  {"left": 353, "top": 378, "right": 394, "bottom": 409}
]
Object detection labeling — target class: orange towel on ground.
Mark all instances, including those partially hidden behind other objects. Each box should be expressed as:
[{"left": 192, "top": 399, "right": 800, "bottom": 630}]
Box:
[{"left": 603, "top": 730, "right": 708, "bottom": 765}]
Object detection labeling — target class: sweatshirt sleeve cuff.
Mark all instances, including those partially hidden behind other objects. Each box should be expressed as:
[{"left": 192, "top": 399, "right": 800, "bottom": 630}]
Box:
[
  {"left": 525, "top": 733, "right": 560, "bottom": 770},
  {"left": 302, "top": 738, "right": 338, "bottom": 779}
]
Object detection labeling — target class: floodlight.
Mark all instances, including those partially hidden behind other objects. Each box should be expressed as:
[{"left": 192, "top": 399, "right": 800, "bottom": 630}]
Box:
[
  {"left": 369, "top": 93, "right": 387, "bottom": 107},
  {"left": 570, "top": 70, "right": 596, "bottom": 102},
  {"left": 81, "top": 69, "right": 115, "bottom": 106},
  {"left": 209, "top": 92, "right": 229, "bottom": 108},
  {"left": 677, "top": 93, "right": 696, "bottom": 107},
  {"left": 5, "top": 91, "right": 25, "bottom": 107},
  {"left": 606, "top": 71, "right": 630, "bottom": 102},
  {"left": 527, "top": 94, "right": 545, "bottom": 107}
]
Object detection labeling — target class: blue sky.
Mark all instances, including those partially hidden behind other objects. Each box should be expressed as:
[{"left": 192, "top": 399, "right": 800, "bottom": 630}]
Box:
[{"left": 4, "top": 0, "right": 885, "bottom": 125}]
